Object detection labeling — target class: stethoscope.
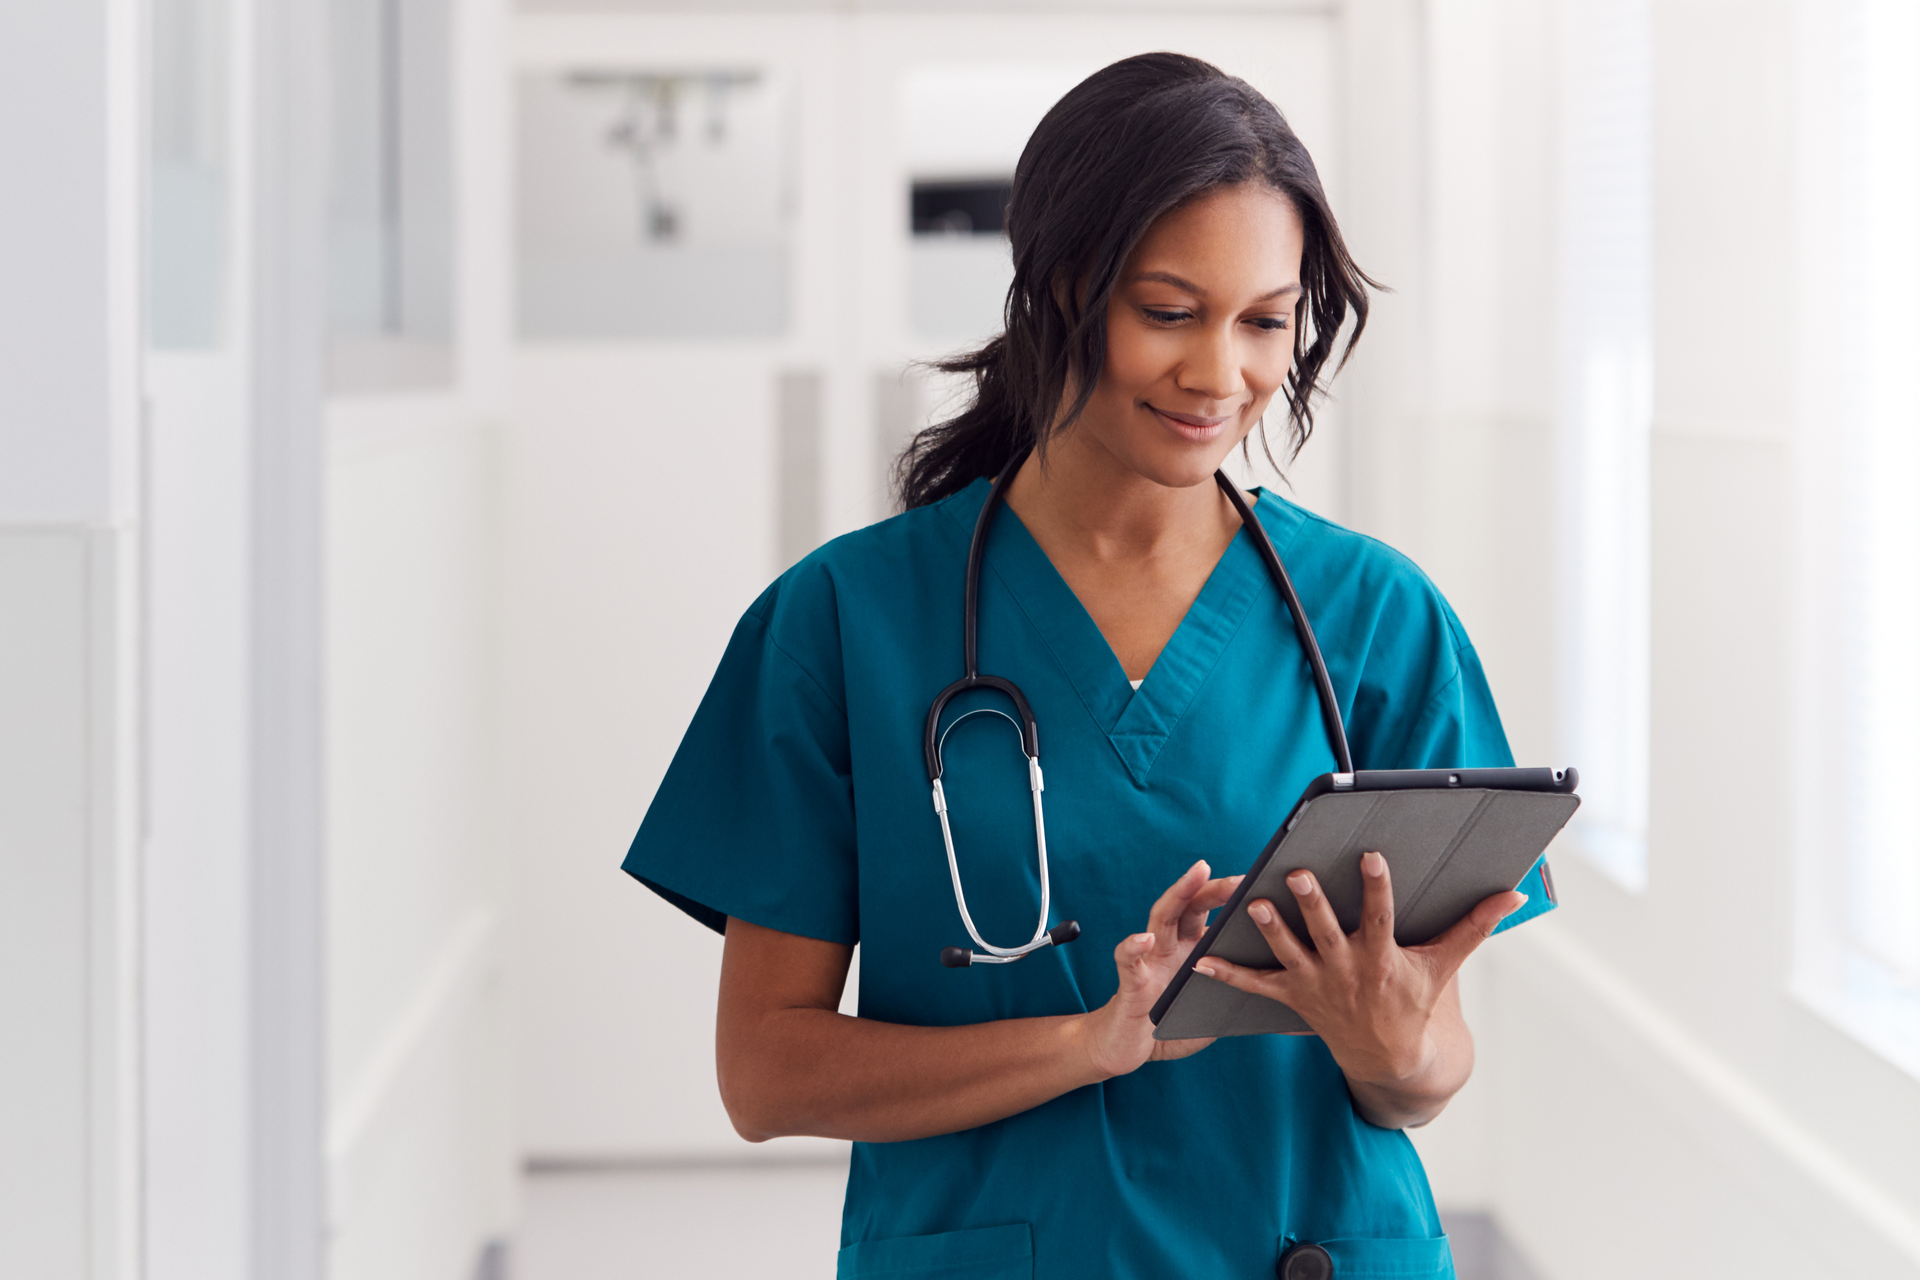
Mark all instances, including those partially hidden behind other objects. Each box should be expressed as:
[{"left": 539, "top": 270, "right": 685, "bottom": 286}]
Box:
[{"left": 925, "top": 449, "right": 1355, "bottom": 967}]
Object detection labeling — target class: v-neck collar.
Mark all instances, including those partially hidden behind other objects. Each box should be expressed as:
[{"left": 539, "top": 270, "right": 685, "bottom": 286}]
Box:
[{"left": 942, "top": 479, "right": 1292, "bottom": 787}]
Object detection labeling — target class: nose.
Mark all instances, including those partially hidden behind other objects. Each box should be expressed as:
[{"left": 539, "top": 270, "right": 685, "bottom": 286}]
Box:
[{"left": 1175, "top": 322, "right": 1247, "bottom": 404}]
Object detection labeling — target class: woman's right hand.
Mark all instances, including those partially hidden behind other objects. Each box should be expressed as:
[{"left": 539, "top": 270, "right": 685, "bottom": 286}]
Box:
[{"left": 1078, "top": 861, "right": 1242, "bottom": 1078}]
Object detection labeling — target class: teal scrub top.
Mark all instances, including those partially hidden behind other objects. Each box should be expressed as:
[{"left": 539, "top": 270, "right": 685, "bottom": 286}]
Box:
[{"left": 624, "top": 478, "right": 1553, "bottom": 1280}]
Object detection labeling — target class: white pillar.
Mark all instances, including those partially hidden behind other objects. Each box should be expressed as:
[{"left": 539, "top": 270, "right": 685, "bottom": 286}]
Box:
[
  {"left": 143, "top": 0, "right": 330, "bottom": 1273},
  {"left": 0, "top": 3, "right": 142, "bottom": 1279}
]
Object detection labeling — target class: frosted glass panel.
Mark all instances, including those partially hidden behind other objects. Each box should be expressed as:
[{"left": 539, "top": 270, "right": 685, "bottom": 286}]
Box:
[
  {"left": 1792, "top": 0, "right": 1920, "bottom": 1082},
  {"left": 517, "top": 69, "right": 790, "bottom": 340},
  {"left": 1555, "top": 0, "right": 1652, "bottom": 891},
  {"left": 327, "top": 0, "right": 455, "bottom": 388},
  {"left": 148, "top": 0, "right": 229, "bottom": 350},
  {"left": 1839, "top": 0, "right": 1920, "bottom": 1022}
]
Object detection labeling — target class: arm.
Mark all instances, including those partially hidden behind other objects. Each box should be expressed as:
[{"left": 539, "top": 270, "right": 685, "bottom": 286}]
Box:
[
  {"left": 715, "top": 862, "right": 1239, "bottom": 1144},
  {"left": 1194, "top": 850, "right": 1521, "bottom": 1130}
]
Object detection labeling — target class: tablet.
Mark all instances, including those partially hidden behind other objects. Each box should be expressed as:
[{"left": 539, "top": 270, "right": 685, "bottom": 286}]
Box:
[{"left": 1149, "top": 767, "right": 1580, "bottom": 1040}]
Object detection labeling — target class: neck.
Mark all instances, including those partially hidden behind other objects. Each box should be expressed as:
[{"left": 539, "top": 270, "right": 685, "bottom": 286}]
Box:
[{"left": 1002, "top": 428, "right": 1244, "bottom": 563}]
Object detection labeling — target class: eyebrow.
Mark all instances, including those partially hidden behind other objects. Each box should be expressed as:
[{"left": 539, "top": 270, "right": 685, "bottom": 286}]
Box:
[{"left": 1130, "top": 270, "right": 1303, "bottom": 302}]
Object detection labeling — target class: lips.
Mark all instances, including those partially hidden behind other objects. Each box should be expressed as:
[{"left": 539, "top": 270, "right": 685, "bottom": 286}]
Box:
[{"left": 1149, "top": 405, "right": 1232, "bottom": 443}]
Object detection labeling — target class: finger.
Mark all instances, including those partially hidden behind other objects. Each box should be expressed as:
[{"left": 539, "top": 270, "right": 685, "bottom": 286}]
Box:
[
  {"left": 1286, "top": 870, "right": 1348, "bottom": 956},
  {"left": 1193, "top": 873, "right": 1243, "bottom": 908},
  {"left": 1421, "top": 889, "right": 1527, "bottom": 979},
  {"left": 1148, "top": 861, "right": 1210, "bottom": 956},
  {"left": 1177, "top": 875, "right": 1243, "bottom": 941},
  {"left": 1112, "top": 932, "right": 1157, "bottom": 996},
  {"left": 1151, "top": 1034, "right": 1217, "bottom": 1060},
  {"left": 1244, "top": 897, "right": 1312, "bottom": 969},
  {"left": 1357, "top": 851, "right": 1395, "bottom": 955},
  {"left": 1191, "top": 954, "right": 1287, "bottom": 997}
]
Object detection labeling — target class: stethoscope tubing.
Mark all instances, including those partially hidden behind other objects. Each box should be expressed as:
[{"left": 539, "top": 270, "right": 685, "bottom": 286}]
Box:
[
  {"left": 925, "top": 448, "right": 1352, "bottom": 966},
  {"left": 1212, "top": 473, "right": 1354, "bottom": 775},
  {"left": 931, "top": 708, "right": 1054, "bottom": 962}
]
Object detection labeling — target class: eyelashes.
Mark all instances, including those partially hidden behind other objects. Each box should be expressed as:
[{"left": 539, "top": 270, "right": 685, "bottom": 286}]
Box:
[{"left": 1140, "top": 307, "right": 1290, "bottom": 332}]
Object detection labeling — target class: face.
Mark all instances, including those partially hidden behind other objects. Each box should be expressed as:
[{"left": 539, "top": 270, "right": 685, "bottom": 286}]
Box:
[{"left": 1069, "top": 183, "right": 1305, "bottom": 489}]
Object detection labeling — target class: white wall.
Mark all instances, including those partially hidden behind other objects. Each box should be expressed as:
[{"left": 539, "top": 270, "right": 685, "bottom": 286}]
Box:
[
  {"left": 0, "top": 534, "right": 123, "bottom": 1278},
  {"left": 144, "top": 348, "right": 256, "bottom": 1280},
  {"left": 0, "top": 2, "right": 135, "bottom": 521},
  {"left": 0, "top": 2, "right": 141, "bottom": 1278},
  {"left": 321, "top": 0, "right": 521, "bottom": 1275},
  {"left": 325, "top": 404, "right": 514, "bottom": 1280}
]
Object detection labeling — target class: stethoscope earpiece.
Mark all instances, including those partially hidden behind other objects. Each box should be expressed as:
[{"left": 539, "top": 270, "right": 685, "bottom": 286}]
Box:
[{"left": 939, "top": 919, "right": 1080, "bottom": 968}]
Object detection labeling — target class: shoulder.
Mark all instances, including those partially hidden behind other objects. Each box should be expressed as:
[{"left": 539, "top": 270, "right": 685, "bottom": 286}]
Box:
[
  {"left": 1252, "top": 492, "right": 1484, "bottom": 741},
  {"left": 1254, "top": 493, "right": 1472, "bottom": 656},
  {"left": 1251, "top": 493, "right": 1509, "bottom": 766},
  {"left": 738, "top": 484, "right": 981, "bottom": 690}
]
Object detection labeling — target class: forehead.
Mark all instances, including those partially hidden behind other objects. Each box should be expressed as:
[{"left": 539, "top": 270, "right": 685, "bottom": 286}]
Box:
[{"left": 1126, "top": 184, "right": 1304, "bottom": 287}]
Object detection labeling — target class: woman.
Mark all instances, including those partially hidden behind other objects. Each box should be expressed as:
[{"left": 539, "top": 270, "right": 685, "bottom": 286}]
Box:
[{"left": 624, "top": 53, "right": 1551, "bottom": 1280}]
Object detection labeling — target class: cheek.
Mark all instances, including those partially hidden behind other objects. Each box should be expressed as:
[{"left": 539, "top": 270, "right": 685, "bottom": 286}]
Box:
[
  {"left": 1098, "top": 323, "right": 1178, "bottom": 399},
  {"left": 1248, "top": 341, "right": 1295, "bottom": 399}
]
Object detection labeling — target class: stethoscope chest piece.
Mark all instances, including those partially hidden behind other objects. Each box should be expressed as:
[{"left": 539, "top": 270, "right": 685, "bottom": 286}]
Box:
[{"left": 1277, "top": 1241, "right": 1334, "bottom": 1280}]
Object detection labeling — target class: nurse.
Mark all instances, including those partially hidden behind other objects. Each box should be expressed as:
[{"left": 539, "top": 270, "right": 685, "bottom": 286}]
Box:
[{"left": 625, "top": 52, "right": 1552, "bottom": 1280}]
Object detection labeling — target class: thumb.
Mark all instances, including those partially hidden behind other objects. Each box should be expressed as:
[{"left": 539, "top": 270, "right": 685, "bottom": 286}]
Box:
[{"left": 1427, "top": 891, "right": 1526, "bottom": 978}]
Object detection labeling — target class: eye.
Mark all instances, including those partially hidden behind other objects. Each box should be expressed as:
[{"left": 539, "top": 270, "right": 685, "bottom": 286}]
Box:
[
  {"left": 1247, "top": 316, "right": 1290, "bottom": 333},
  {"left": 1142, "top": 307, "right": 1192, "bottom": 325}
]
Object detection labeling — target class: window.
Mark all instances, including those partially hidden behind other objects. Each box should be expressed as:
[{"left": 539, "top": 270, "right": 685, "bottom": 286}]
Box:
[
  {"left": 148, "top": 0, "right": 229, "bottom": 349},
  {"left": 1555, "top": 0, "right": 1653, "bottom": 891},
  {"left": 1795, "top": 0, "right": 1920, "bottom": 1076},
  {"left": 515, "top": 67, "right": 790, "bottom": 341},
  {"left": 327, "top": 0, "right": 455, "bottom": 390}
]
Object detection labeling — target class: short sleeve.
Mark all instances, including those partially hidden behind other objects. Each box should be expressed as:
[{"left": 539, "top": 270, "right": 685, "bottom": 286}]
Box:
[
  {"left": 621, "top": 598, "right": 859, "bottom": 945},
  {"left": 1356, "top": 617, "right": 1557, "bottom": 935}
]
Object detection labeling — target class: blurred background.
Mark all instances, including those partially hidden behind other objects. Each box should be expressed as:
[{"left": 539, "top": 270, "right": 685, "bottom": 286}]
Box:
[{"left": 4, "top": 0, "right": 1918, "bottom": 1277}]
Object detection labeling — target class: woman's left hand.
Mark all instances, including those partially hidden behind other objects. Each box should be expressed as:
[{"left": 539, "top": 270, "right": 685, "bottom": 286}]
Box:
[{"left": 1192, "top": 850, "right": 1525, "bottom": 1127}]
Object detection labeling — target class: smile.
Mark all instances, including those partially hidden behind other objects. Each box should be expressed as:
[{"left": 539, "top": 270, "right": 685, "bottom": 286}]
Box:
[{"left": 1148, "top": 405, "right": 1233, "bottom": 443}]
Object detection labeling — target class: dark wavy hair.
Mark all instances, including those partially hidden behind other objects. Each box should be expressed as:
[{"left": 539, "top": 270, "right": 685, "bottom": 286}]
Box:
[{"left": 894, "top": 52, "right": 1376, "bottom": 510}]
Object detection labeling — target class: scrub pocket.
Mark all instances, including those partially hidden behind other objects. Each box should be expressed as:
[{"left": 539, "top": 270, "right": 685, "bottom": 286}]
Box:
[
  {"left": 836, "top": 1223, "right": 1033, "bottom": 1280},
  {"left": 1281, "top": 1233, "right": 1454, "bottom": 1279}
]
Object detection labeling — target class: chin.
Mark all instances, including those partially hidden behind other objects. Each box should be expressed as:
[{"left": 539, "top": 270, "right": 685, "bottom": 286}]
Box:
[{"left": 1129, "top": 446, "right": 1235, "bottom": 490}]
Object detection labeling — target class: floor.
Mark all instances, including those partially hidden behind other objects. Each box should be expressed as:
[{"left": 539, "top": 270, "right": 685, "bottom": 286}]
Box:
[
  {"left": 512, "top": 1158, "right": 851, "bottom": 1280},
  {"left": 507, "top": 1157, "right": 1542, "bottom": 1280}
]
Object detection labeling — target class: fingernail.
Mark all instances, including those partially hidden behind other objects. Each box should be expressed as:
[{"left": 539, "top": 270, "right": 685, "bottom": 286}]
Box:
[
  {"left": 1192, "top": 859, "right": 1210, "bottom": 877},
  {"left": 1512, "top": 893, "right": 1528, "bottom": 909},
  {"left": 1195, "top": 962, "right": 1218, "bottom": 977},
  {"left": 1250, "top": 901, "right": 1274, "bottom": 924},
  {"left": 1287, "top": 872, "right": 1313, "bottom": 895},
  {"left": 1362, "top": 851, "right": 1385, "bottom": 877}
]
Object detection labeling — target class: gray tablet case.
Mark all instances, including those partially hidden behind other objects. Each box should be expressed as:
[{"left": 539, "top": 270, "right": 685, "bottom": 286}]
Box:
[{"left": 1151, "top": 770, "right": 1580, "bottom": 1040}]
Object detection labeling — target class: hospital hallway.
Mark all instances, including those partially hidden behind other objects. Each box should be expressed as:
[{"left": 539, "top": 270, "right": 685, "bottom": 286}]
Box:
[{"left": 7, "top": 1, "right": 1920, "bottom": 1279}]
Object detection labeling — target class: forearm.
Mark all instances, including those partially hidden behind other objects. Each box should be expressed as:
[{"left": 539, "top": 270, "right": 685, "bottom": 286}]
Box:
[
  {"left": 719, "top": 1006, "right": 1108, "bottom": 1144},
  {"left": 716, "top": 870, "right": 1236, "bottom": 1146},
  {"left": 1341, "top": 994, "right": 1474, "bottom": 1130}
]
